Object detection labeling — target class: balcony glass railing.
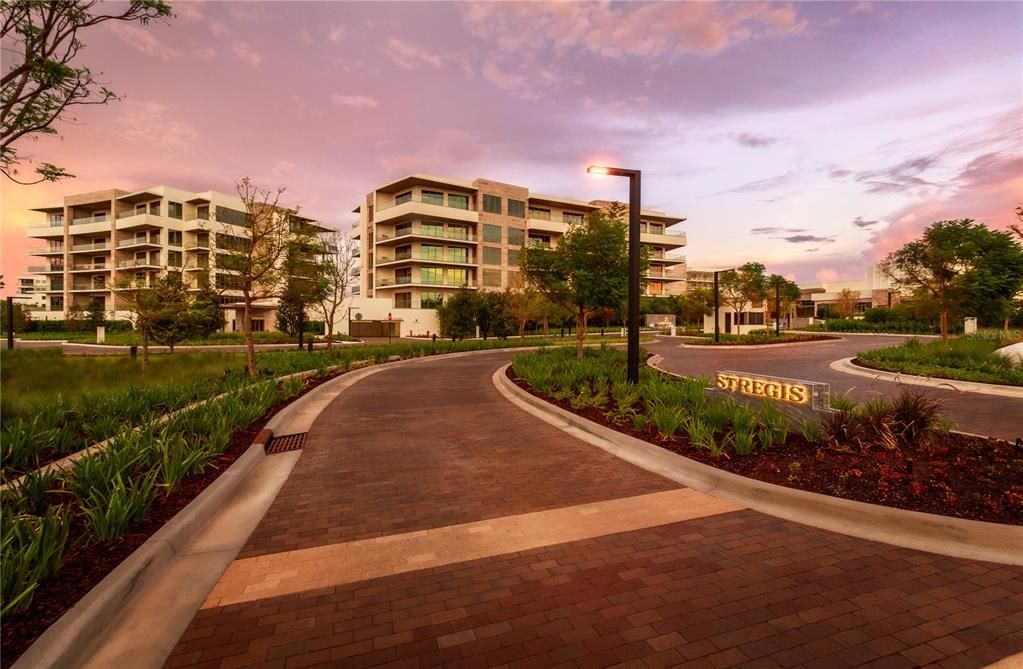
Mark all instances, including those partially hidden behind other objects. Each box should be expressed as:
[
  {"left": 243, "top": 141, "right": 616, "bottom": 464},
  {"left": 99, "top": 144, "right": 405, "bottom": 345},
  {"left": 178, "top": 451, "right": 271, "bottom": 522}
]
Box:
[
  {"left": 48, "top": 217, "right": 65, "bottom": 227},
  {"left": 376, "top": 194, "right": 473, "bottom": 213},
  {"left": 117, "top": 237, "right": 160, "bottom": 248},
  {"left": 71, "top": 263, "right": 109, "bottom": 271},
  {"left": 32, "top": 245, "right": 65, "bottom": 254},
  {"left": 376, "top": 277, "right": 476, "bottom": 288},
  {"left": 184, "top": 240, "right": 211, "bottom": 249},
  {"left": 71, "top": 215, "right": 109, "bottom": 225},
  {"left": 27, "top": 265, "right": 48, "bottom": 272},
  {"left": 71, "top": 242, "right": 110, "bottom": 252},
  {"left": 376, "top": 253, "right": 474, "bottom": 265},
  {"left": 378, "top": 227, "right": 476, "bottom": 243},
  {"left": 117, "top": 259, "right": 160, "bottom": 269}
]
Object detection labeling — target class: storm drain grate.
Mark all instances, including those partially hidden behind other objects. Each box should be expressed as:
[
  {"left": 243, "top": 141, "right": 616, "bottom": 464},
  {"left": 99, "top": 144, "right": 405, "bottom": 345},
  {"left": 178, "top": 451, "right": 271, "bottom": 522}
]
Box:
[{"left": 265, "top": 432, "right": 307, "bottom": 454}]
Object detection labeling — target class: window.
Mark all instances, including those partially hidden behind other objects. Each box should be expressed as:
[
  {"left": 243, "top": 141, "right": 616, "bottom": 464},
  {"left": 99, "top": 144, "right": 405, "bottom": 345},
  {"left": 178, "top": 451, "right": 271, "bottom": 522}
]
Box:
[
  {"left": 528, "top": 207, "right": 551, "bottom": 221},
  {"left": 135, "top": 204, "right": 146, "bottom": 215},
  {"left": 448, "top": 269, "right": 468, "bottom": 286},
  {"left": 447, "top": 247, "right": 468, "bottom": 263},
  {"left": 149, "top": 229, "right": 161, "bottom": 244},
  {"left": 395, "top": 268, "right": 412, "bottom": 284},
  {"left": 395, "top": 191, "right": 412, "bottom": 205},
  {"left": 482, "top": 194, "right": 502, "bottom": 214},
  {"left": 421, "top": 222, "right": 444, "bottom": 237},
  {"left": 648, "top": 222, "right": 664, "bottom": 234},
  {"left": 420, "top": 267, "right": 443, "bottom": 284},
  {"left": 395, "top": 245, "right": 412, "bottom": 261},
  {"left": 507, "top": 271, "right": 522, "bottom": 289},
  {"left": 482, "top": 224, "right": 501, "bottom": 242},
  {"left": 508, "top": 199, "right": 525, "bottom": 218},
  {"left": 50, "top": 296, "right": 64, "bottom": 311},
  {"left": 482, "top": 269, "right": 501, "bottom": 287},
  {"left": 93, "top": 211, "right": 108, "bottom": 222},
  {"left": 168, "top": 202, "right": 183, "bottom": 219},
  {"left": 563, "top": 211, "right": 584, "bottom": 225},
  {"left": 482, "top": 247, "right": 502, "bottom": 265},
  {"left": 48, "top": 213, "right": 64, "bottom": 226},
  {"left": 215, "top": 206, "right": 251, "bottom": 228},
  {"left": 168, "top": 230, "right": 182, "bottom": 247},
  {"left": 251, "top": 319, "right": 265, "bottom": 332},
  {"left": 50, "top": 277, "right": 63, "bottom": 290},
  {"left": 421, "top": 244, "right": 442, "bottom": 260},
  {"left": 507, "top": 228, "right": 525, "bottom": 246},
  {"left": 420, "top": 292, "right": 443, "bottom": 309},
  {"left": 448, "top": 224, "right": 469, "bottom": 240},
  {"left": 448, "top": 194, "right": 469, "bottom": 210},
  {"left": 394, "top": 292, "right": 412, "bottom": 309},
  {"left": 422, "top": 190, "right": 444, "bottom": 206},
  {"left": 149, "top": 201, "right": 160, "bottom": 215},
  {"left": 197, "top": 205, "right": 209, "bottom": 220},
  {"left": 507, "top": 249, "right": 520, "bottom": 266},
  {"left": 395, "top": 222, "right": 412, "bottom": 236},
  {"left": 168, "top": 250, "right": 183, "bottom": 267},
  {"left": 529, "top": 233, "right": 551, "bottom": 248}
]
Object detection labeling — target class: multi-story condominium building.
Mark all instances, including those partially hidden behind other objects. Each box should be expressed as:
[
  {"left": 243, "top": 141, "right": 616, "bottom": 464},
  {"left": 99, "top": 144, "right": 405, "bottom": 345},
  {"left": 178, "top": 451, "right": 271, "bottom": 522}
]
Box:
[
  {"left": 684, "top": 268, "right": 716, "bottom": 294},
  {"left": 24, "top": 186, "right": 325, "bottom": 332},
  {"left": 13, "top": 275, "right": 47, "bottom": 310},
  {"left": 349, "top": 174, "right": 686, "bottom": 335},
  {"left": 797, "top": 265, "right": 895, "bottom": 318}
]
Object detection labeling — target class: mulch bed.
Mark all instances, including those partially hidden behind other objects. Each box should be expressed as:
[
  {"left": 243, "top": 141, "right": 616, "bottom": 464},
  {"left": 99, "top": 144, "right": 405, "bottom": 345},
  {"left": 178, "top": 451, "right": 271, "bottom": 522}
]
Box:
[
  {"left": 508, "top": 367, "right": 1023, "bottom": 527},
  {"left": 0, "top": 371, "right": 342, "bottom": 668}
]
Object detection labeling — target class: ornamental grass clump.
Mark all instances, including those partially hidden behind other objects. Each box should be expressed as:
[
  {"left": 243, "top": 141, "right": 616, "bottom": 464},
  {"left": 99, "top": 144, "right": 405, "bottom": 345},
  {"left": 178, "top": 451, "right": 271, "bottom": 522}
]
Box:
[
  {"left": 1, "top": 508, "right": 71, "bottom": 616},
  {"left": 78, "top": 471, "right": 159, "bottom": 541},
  {"left": 648, "top": 403, "right": 688, "bottom": 440},
  {"left": 757, "top": 402, "right": 790, "bottom": 449},
  {"left": 1, "top": 468, "right": 62, "bottom": 516}
]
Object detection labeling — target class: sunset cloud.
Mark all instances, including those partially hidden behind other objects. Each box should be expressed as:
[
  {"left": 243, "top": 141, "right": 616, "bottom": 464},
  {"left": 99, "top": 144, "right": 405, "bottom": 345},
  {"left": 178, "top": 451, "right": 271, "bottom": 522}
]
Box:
[
  {"left": 383, "top": 38, "right": 442, "bottom": 69},
  {"left": 232, "top": 41, "right": 262, "bottom": 65},
  {"left": 331, "top": 94, "right": 379, "bottom": 109}
]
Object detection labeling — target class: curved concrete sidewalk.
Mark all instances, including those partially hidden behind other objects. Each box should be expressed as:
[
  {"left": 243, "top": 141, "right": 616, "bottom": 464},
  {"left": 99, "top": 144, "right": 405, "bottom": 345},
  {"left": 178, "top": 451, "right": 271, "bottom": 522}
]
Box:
[{"left": 162, "top": 350, "right": 1022, "bottom": 669}]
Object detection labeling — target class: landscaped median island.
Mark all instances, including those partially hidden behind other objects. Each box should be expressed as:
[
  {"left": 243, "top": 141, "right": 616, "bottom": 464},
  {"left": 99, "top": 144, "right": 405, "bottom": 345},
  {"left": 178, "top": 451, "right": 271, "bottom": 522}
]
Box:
[
  {"left": 682, "top": 330, "right": 839, "bottom": 346},
  {"left": 0, "top": 337, "right": 585, "bottom": 666},
  {"left": 854, "top": 335, "right": 1023, "bottom": 386},
  {"left": 511, "top": 346, "right": 1022, "bottom": 526}
]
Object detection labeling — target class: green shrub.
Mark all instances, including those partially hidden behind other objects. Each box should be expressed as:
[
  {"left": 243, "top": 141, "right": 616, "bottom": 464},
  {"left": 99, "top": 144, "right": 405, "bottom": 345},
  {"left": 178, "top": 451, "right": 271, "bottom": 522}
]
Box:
[
  {"left": 801, "top": 419, "right": 825, "bottom": 444},
  {"left": 78, "top": 470, "right": 159, "bottom": 541},
  {"left": 1, "top": 508, "right": 71, "bottom": 615},
  {"left": 857, "top": 336, "right": 1022, "bottom": 386},
  {"left": 649, "top": 403, "right": 687, "bottom": 439},
  {"left": 757, "top": 403, "right": 789, "bottom": 449}
]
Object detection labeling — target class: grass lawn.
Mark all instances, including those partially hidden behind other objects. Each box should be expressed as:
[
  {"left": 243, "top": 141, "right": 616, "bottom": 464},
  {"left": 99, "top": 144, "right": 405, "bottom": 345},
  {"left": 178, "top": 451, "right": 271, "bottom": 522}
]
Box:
[{"left": 855, "top": 336, "right": 1023, "bottom": 386}]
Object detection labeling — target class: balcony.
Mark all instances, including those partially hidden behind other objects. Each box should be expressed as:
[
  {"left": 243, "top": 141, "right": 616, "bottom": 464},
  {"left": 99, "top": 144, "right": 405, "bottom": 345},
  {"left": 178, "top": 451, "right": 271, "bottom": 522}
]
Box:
[
  {"left": 353, "top": 246, "right": 360, "bottom": 257},
  {"left": 70, "top": 283, "right": 108, "bottom": 292},
  {"left": 376, "top": 277, "right": 477, "bottom": 289},
  {"left": 26, "top": 225, "right": 65, "bottom": 238},
  {"left": 375, "top": 195, "right": 479, "bottom": 225},
  {"left": 352, "top": 267, "right": 361, "bottom": 276},
  {"left": 30, "top": 245, "right": 65, "bottom": 256},
  {"left": 27, "top": 265, "right": 48, "bottom": 273},
  {"left": 69, "top": 215, "right": 112, "bottom": 235},
  {"left": 376, "top": 226, "right": 477, "bottom": 246},
  {"left": 184, "top": 240, "right": 212, "bottom": 250},
  {"left": 115, "top": 212, "right": 163, "bottom": 231},
  {"left": 376, "top": 252, "right": 475, "bottom": 267},
  {"left": 36, "top": 265, "right": 65, "bottom": 273},
  {"left": 70, "top": 263, "right": 110, "bottom": 272},
  {"left": 70, "top": 241, "right": 110, "bottom": 253},
  {"left": 117, "top": 237, "right": 162, "bottom": 250},
  {"left": 648, "top": 254, "right": 686, "bottom": 265},
  {"left": 117, "top": 259, "right": 162, "bottom": 270},
  {"left": 640, "top": 229, "right": 686, "bottom": 247}
]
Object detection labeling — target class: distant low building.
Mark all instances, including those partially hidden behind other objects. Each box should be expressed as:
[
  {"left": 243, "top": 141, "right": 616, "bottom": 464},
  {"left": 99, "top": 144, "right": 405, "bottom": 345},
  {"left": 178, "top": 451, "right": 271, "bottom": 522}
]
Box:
[
  {"left": 797, "top": 265, "right": 895, "bottom": 318},
  {"left": 14, "top": 275, "right": 47, "bottom": 310}
]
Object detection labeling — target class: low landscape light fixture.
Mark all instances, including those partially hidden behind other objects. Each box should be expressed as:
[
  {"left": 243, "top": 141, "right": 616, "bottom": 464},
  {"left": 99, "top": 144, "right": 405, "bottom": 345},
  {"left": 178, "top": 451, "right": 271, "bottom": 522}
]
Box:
[{"left": 586, "top": 164, "right": 641, "bottom": 384}]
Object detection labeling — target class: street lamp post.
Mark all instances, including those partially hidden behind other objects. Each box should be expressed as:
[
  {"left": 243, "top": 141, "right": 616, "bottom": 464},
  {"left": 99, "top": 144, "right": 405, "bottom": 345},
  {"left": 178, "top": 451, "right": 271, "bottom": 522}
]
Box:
[
  {"left": 587, "top": 165, "right": 641, "bottom": 384},
  {"left": 713, "top": 271, "right": 721, "bottom": 343}
]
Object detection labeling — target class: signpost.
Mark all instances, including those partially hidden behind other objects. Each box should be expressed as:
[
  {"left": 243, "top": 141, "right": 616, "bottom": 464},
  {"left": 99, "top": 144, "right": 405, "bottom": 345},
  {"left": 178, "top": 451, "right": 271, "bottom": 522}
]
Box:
[{"left": 714, "top": 370, "right": 830, "bottom": 411}]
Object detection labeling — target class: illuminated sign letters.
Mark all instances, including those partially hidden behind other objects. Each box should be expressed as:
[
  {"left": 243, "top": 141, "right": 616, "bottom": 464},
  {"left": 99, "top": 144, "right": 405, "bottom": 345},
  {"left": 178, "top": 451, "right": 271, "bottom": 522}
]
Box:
[{"left": 714, "top": 371, "right": 829, "bottom": 410}]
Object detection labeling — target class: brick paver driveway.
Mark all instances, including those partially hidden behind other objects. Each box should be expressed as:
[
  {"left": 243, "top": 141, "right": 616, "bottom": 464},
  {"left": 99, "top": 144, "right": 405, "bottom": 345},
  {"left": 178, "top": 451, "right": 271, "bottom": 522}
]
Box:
[
  {"left": 166, "top": 350, "right": 1023, "bottom": 669},
  {"left": 649, "top": 336, "right": 1022, "bottom": 442}
]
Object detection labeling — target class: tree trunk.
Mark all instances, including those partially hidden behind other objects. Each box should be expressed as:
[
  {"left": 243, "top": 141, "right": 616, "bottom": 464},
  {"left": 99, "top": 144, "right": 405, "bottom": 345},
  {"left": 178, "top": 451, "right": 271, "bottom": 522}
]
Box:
[
  {"left": 543, "top": 316, "right": 549, "bottom": 336},
  {"left": 1004, "top": 317, "right": 1009, "bottom": 335},
  {"left": 940, "top": 308, "right": 949, "bottom": 344},
  {"left": 326, "top": 321, "right": 334, "bottom": 351},
  {"left": 575, "top": 309, "right": 586, "bottom": 358},
  {"left": 243, "top": 297, "right": 258, "bottom": 376},
  {"left": 141, "top": 328, "right": 150, "bottom": 371},
  {"left": 519, "top": 319, "right": 526, "bottom": 338}
]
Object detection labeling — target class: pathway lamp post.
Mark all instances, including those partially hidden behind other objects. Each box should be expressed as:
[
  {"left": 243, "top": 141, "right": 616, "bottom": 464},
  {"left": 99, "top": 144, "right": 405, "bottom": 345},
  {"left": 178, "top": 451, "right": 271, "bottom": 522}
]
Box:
[{"left": 587, "top": 165, "right": 641, "bottom": 384}]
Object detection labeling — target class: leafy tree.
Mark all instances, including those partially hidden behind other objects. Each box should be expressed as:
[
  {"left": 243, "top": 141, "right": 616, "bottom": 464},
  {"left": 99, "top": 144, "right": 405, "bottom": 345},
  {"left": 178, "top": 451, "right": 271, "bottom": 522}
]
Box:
[
  {"left": 109, "top": 275, "right": 163, "bottom": 368},
  {"left": 150, "top": 271, "right": 194, "bottom": 352},
  {"left": 214, "top": 178, "right": 315, "bottom": 376},
  {"left": 189, "top": 286, "right": 225, "bottom": 338},
  {"left": 678, "top": 290, "right": 713, "bottom": 326},
  {"left": 505, "top": 286, "right": 544, "bottom": 337},
  {"left": 86, "top": 298, "right": 105, "bottom": 327},
  {"left": 275, "top": 289, "right": 305, "bottom": 335},
  {"left": 520, "top": 206, "right": 644, "bottom": 356},
  {"left": 1011, "top": 205, "right": 1023, "bottom": 240},
  {"left": 1, "top": 1, "right": 173, "bottom": 184},
  {"left": 436, "top": 288, "right": 476, "bottom": 340},
  {"left": 0, "top": 302, "right": 30, "bottom": 333},
  {"left": 316, "top": 230, "right": 356, "bottom": 350},
  {"left": 65, "top": 302, "right": 87, "bottom": 332},
  {"left": 718, "top": 262, "right": 767, "bottom": 327},
  {"left": 883, "top": 219, "right": 1023, "bottom": 342},
  {"left": 834, "top": 288, "right": 858, "bottom": 319}
]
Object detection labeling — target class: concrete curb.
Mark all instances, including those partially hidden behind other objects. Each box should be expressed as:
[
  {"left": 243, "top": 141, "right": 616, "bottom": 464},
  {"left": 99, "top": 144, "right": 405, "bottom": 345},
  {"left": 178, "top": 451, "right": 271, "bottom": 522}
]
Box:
[
  {"left": 13, "top": 432, "right": 274, "bottom": 669},
  {"left": 493, "top": 364, "right": 1023, "bottom": 565},
  {"left": 830, "top": 356, "right": 1023, "bottom": 398}
]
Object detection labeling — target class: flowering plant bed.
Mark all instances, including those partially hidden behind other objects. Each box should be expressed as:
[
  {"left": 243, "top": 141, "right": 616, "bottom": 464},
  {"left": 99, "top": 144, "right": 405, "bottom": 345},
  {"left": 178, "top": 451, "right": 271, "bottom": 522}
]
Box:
[{"left": 510, "top": 347, "right": 1022, "bottom": 527}]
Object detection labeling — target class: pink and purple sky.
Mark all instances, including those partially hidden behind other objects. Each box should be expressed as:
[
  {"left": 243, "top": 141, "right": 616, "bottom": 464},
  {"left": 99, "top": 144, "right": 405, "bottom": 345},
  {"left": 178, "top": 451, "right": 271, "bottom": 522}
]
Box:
[{"left": 2, "top": 0, "right": 1021, "bottom": 287}]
